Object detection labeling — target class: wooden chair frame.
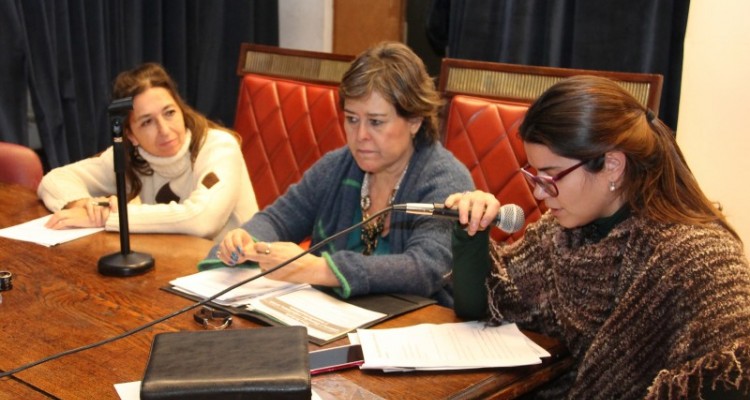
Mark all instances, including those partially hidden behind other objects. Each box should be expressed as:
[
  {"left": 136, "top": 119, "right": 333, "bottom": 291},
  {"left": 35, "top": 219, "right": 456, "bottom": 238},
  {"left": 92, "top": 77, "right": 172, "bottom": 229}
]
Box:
[
  {"left": 439, "top": 58, "right": 663, "bottom": 113},
  {"left": 236, "top": 43, "right": 354, "bottom": 84}
]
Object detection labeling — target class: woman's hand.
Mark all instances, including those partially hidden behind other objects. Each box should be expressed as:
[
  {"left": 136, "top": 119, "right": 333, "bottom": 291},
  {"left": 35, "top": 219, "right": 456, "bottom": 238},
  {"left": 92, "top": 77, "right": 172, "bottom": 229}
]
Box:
[
  {"left": 248, "top": 242, "right": 338, "bottom": 286},
  {"left": 444, "top": 190, "right": 501, "bottom": 236},
  {"left": 217, "top": 231, "right": 338, "bottom": 287},
  {"left": 217, "top": 228, "right": 255, "bottom": 266},
  {"left": 44, "top": 196, "right": 116, "bottom": 229}
]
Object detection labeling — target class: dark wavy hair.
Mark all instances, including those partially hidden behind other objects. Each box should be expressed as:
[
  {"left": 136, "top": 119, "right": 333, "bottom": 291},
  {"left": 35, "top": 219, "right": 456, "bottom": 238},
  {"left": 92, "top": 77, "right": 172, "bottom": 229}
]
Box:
[
  {"left": 111, "top": 63, "right": 239, "bottom": 200},
  {"left": 338, "top": 41, "right": 442, "bottom": 145},
  {"left": 519, "top": 75, "right": 739, "bottom": 240}
]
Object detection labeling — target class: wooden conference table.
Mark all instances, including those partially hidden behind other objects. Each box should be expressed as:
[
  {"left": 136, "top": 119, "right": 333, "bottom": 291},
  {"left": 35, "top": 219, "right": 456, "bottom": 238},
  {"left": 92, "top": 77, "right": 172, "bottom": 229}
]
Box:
[{"left": 0, "top": 183, "right": 572, "bottom": 399}]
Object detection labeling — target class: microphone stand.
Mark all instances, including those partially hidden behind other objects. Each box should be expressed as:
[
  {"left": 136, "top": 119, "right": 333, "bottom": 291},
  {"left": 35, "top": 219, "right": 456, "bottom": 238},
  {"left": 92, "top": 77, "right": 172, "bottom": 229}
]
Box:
[{"left": 97, "top": 97, "right": 155, "bottom": 277}]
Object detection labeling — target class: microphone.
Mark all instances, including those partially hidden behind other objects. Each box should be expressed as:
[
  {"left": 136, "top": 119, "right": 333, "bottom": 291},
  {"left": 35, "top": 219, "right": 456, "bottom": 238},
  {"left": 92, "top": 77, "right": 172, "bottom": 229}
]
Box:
[
  {"left": 97, "top": 97, "right": 155, "bottom": 277},
  {"left": 394, "top": 203, "right": 525, "bottom": 233}
]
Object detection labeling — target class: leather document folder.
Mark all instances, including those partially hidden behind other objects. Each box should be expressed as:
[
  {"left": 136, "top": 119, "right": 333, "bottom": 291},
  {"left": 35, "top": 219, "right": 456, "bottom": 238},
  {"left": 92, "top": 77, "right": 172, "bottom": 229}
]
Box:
[{"left": 140, "top": 327, "right": 310, "bottom": 400}]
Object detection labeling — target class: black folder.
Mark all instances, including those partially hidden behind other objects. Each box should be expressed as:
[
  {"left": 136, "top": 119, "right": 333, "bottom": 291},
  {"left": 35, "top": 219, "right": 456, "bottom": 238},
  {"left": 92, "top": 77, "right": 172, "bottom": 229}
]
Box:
[{"left": 140, "top": 326, "right": 310, "bottom": 400}]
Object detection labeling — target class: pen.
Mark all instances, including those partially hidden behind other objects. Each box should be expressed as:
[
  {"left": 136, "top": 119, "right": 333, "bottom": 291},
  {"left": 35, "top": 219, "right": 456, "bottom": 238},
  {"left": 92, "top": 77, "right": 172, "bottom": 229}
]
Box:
[{"left": 91, "top": 201, "right": 111, "bottom": 207}]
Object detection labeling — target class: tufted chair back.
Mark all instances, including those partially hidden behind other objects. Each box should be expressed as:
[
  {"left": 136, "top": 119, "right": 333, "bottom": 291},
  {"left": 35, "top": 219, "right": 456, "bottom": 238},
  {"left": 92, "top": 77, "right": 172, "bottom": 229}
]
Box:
[
  {"left": 439, "top": 58, "right": 663, "bottom": 243},
  {"left": 234, "top": 44, "right": 354, "bottom": 210},
  {"left": 443, "top": 96, "right": 541, "bottom": 243}
]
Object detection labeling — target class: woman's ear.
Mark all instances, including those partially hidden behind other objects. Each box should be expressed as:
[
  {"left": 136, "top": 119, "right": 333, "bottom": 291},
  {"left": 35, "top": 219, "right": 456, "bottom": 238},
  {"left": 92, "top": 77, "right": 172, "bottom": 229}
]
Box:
[
  {"left": 604, "top": 151, "right": 626, "bottom": 182},
  {"left": 126, "top": 131, "right": 139, "bottom": 147},
  {"left": 408, "top": 117, "right": 423, "bottom": 136}
]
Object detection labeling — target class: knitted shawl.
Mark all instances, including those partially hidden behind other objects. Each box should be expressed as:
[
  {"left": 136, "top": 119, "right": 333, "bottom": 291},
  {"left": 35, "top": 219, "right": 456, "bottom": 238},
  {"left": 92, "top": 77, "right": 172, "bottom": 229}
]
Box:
[{"left": 487, "top": 213, "right": 750, "bottom": 399}]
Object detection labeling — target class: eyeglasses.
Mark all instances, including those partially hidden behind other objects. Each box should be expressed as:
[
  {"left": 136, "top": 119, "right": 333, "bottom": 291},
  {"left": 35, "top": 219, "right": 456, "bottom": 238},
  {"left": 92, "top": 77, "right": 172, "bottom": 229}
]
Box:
[
  {"left": 520, "top": 160, "right": 588, "bottom": 197},
  {"left": 193, "top": 306, "right": 233, "bottom": 330}
]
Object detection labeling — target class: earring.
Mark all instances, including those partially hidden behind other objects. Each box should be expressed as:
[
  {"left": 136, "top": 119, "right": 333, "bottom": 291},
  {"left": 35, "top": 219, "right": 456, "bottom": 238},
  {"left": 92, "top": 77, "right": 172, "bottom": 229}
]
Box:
[{"left": 609, "top": 181, "right": 616, "bottom": 192}]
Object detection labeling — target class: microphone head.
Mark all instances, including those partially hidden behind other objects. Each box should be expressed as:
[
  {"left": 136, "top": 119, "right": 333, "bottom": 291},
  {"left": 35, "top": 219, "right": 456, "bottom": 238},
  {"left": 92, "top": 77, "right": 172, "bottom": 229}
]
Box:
[{"left": 497, "top": 204, "right": 525, "bottom": 233}]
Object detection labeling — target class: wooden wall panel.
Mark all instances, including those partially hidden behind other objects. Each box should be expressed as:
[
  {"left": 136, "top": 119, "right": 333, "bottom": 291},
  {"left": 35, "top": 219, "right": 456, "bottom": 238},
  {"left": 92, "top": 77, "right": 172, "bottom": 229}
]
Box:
[{"left": 333, "top": 0, "right": 405, "bottom": 56}]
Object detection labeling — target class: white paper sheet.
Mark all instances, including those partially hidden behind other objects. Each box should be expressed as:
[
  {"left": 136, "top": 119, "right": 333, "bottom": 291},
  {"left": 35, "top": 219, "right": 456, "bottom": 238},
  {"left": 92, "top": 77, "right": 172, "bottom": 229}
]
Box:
[
  {"left": 169, "top": 267, "right": 307, "bottom": 306},
  {"left": 0, "top": 215, "right": 104, "bottom": 246},
  {"left": 356, "top": 322, "right": 550, "bottom": 371},
  {"left": 247, "top": 286, "right": 387, "bottom": 343},
  {"left": 168, "top": 267, "right": 387, "bottom": 344},
  {"left": 115, "top": 381, "right": 323, "bottom": 400}
]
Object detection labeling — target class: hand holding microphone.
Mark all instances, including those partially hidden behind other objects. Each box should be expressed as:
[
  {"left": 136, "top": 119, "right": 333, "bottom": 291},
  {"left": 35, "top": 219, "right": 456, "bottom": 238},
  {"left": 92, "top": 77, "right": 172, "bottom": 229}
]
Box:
[{"left": 397, "top": 190, "right": 525, "bottom": 236}]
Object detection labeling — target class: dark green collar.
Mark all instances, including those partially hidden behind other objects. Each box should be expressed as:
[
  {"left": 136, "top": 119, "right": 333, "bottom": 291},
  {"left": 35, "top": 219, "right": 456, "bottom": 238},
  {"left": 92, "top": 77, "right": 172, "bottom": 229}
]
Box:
[{"left": 584, "top": 205, "right": 632, "bottom": 242}]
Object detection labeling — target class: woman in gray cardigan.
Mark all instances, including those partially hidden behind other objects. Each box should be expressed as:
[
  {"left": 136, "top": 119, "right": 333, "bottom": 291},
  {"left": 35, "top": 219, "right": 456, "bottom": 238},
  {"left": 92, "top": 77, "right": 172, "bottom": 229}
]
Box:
[{"left": 206, "top": 42, "right": 473, "bottom": 306}]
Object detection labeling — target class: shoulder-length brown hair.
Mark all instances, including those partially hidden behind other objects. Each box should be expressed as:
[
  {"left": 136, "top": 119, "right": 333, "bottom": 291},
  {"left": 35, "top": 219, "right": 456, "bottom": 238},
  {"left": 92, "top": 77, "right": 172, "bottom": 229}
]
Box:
[
  {"left": 111, "top": 63, "right": 240, "bottom": 199},
  {"left": 519, "top": 75, "right": 739, "bottom": 240},
  {"left": 338, "top": 41, "right": 443, "bottom": 145}
]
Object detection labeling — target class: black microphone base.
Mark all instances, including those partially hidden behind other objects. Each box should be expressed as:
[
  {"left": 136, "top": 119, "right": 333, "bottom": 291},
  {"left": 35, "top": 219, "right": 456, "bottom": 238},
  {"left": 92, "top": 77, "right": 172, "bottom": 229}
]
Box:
[{"left": 98, "top": 252, "right": 155, "bottom": 277}]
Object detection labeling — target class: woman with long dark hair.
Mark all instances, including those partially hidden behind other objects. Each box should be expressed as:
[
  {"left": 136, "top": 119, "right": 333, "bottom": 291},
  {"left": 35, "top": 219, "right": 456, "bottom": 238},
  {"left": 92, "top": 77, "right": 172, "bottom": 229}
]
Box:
[
  {"left": 447, "top": 75, "right": 750, "bottom": 399},
  {"left": 38, "top": 63, "right": 257, "bottom": 240}
]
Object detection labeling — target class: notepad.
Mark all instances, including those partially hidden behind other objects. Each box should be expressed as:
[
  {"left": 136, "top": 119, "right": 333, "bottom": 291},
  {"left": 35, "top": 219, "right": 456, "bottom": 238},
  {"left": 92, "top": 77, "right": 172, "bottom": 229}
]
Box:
[{"left": 0, "top": 215, "right": 104, "bottom": 246}]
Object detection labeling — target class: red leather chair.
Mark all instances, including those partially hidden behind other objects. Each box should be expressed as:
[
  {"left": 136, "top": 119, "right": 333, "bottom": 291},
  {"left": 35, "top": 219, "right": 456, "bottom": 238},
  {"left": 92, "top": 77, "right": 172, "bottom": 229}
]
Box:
[
  {"left": 234, "top": 44, "right": 354, "bottom": 210},
  {"left": 0, "top": 141, "right": 44, "bottom": 191},
  {"left": 439, "top": 58, "right": 663, "bottom": 243},
  {"left": 443, "top": 95, "right": 542, "bottom": 243}
]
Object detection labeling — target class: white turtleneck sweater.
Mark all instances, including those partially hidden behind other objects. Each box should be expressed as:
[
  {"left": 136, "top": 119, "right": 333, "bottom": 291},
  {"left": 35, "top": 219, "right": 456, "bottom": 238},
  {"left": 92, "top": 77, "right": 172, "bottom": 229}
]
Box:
[{"left": 37, "top": 129, "right": 258, "bottom": 240}]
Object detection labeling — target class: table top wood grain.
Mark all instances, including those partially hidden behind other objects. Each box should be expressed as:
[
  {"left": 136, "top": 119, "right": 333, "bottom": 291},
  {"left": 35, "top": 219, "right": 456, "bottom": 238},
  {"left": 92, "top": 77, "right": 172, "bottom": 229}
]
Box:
[{"left": 0, "top": 183, "right": 571, "bottom": 400}]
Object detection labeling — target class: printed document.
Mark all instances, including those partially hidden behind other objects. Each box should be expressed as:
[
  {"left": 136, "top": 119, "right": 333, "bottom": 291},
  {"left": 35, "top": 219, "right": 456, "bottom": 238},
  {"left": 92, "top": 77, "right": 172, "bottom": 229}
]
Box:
[
  {"left": 0, "top": 215, "right": 103, "bottom": 246},
  {"left": 355, "top": 322, "right": 550, "bottom": 371},
  {"left": 169, "top": 267, "right": 307, "bottom": 306},
  {"left": 246, "top": 286, "right": 386, "bottom": 343},
  {"left": 168, "top": 267, "right": 387, "bottom": 344}
]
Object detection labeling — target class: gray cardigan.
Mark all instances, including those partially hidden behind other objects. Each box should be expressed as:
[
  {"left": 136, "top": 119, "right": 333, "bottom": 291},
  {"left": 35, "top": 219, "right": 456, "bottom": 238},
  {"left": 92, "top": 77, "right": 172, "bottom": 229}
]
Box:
[{"left": 203, "top": 142, "right": 473, "bottom": 306}]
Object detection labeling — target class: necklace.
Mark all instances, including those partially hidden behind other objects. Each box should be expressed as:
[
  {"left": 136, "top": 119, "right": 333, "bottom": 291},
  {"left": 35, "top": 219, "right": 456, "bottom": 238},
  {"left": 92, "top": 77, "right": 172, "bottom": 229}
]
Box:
[{"left": 360, "top": 167, "right": 408, "bottom": 255}]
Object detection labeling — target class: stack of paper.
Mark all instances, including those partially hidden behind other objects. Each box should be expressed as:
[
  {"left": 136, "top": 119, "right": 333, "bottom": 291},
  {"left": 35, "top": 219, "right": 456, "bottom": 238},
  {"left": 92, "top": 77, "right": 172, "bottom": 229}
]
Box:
[
  {"left": 247, "top": 286, "right": 387, "bottom": 343},
  {"left": 168, "top": 267, "right": 388, "bottom": 344},
  {"left": 351, "top": 322, "right": 550, "bottom": 372},
  {"left": 169, "top": 267, "right": 307, "bottom": 306},
  {"left": 0, "top": 215, "right": 104, "bottom": 246}
]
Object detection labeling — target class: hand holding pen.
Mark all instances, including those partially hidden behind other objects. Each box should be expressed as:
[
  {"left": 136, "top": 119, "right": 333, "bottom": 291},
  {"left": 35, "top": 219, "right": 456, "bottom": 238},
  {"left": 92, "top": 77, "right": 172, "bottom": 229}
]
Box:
[{"left": 45, "top": 195, "right": 118, "bottom": 229}]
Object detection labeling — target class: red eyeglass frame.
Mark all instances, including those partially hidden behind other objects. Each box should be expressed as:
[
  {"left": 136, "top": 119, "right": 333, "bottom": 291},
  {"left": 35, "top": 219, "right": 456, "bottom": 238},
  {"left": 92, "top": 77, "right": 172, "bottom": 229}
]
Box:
[{"left": 519, "top": 160, "right": 588, "bottom": 197}]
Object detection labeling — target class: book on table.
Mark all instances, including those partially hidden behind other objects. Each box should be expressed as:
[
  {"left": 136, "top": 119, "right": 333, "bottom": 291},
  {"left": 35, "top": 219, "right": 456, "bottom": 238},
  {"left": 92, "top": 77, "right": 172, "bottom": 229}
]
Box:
[{"left": 165, "top": 267, "right": 436, "bottom": 346}]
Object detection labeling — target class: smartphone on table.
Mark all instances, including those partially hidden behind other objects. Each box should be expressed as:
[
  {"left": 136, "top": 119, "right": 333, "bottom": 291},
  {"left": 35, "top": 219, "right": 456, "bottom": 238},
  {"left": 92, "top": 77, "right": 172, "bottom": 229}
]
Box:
[{"left": 309, "top": 344, "right": 365, "bottom": 375}]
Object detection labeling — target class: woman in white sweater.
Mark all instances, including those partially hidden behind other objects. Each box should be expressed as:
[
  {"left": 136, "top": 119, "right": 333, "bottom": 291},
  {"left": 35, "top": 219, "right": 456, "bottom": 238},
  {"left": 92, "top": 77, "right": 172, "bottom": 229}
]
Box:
[{"left": 38, "top": 63, "right": 258, "bottom": 240}]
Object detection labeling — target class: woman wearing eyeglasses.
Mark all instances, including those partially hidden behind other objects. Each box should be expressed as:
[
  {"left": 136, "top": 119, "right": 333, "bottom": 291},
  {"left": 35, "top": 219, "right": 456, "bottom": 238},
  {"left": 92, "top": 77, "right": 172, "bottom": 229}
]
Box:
[{"left": 445, "top": 75, "right": 750, "bottom": 399}]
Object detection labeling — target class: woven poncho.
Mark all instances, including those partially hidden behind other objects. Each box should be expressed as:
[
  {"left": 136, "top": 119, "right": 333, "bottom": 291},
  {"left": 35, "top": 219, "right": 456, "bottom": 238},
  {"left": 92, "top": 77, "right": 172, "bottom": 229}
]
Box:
[{"left": 484, "top": 213, "right": 750, "bottom": 399}]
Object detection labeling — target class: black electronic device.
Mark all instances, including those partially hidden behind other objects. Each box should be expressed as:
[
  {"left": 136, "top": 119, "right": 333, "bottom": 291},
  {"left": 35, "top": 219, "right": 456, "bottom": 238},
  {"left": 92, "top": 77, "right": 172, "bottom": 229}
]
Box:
[{"left": 309, "top": 344, "right": 365, "bottom": 375}]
